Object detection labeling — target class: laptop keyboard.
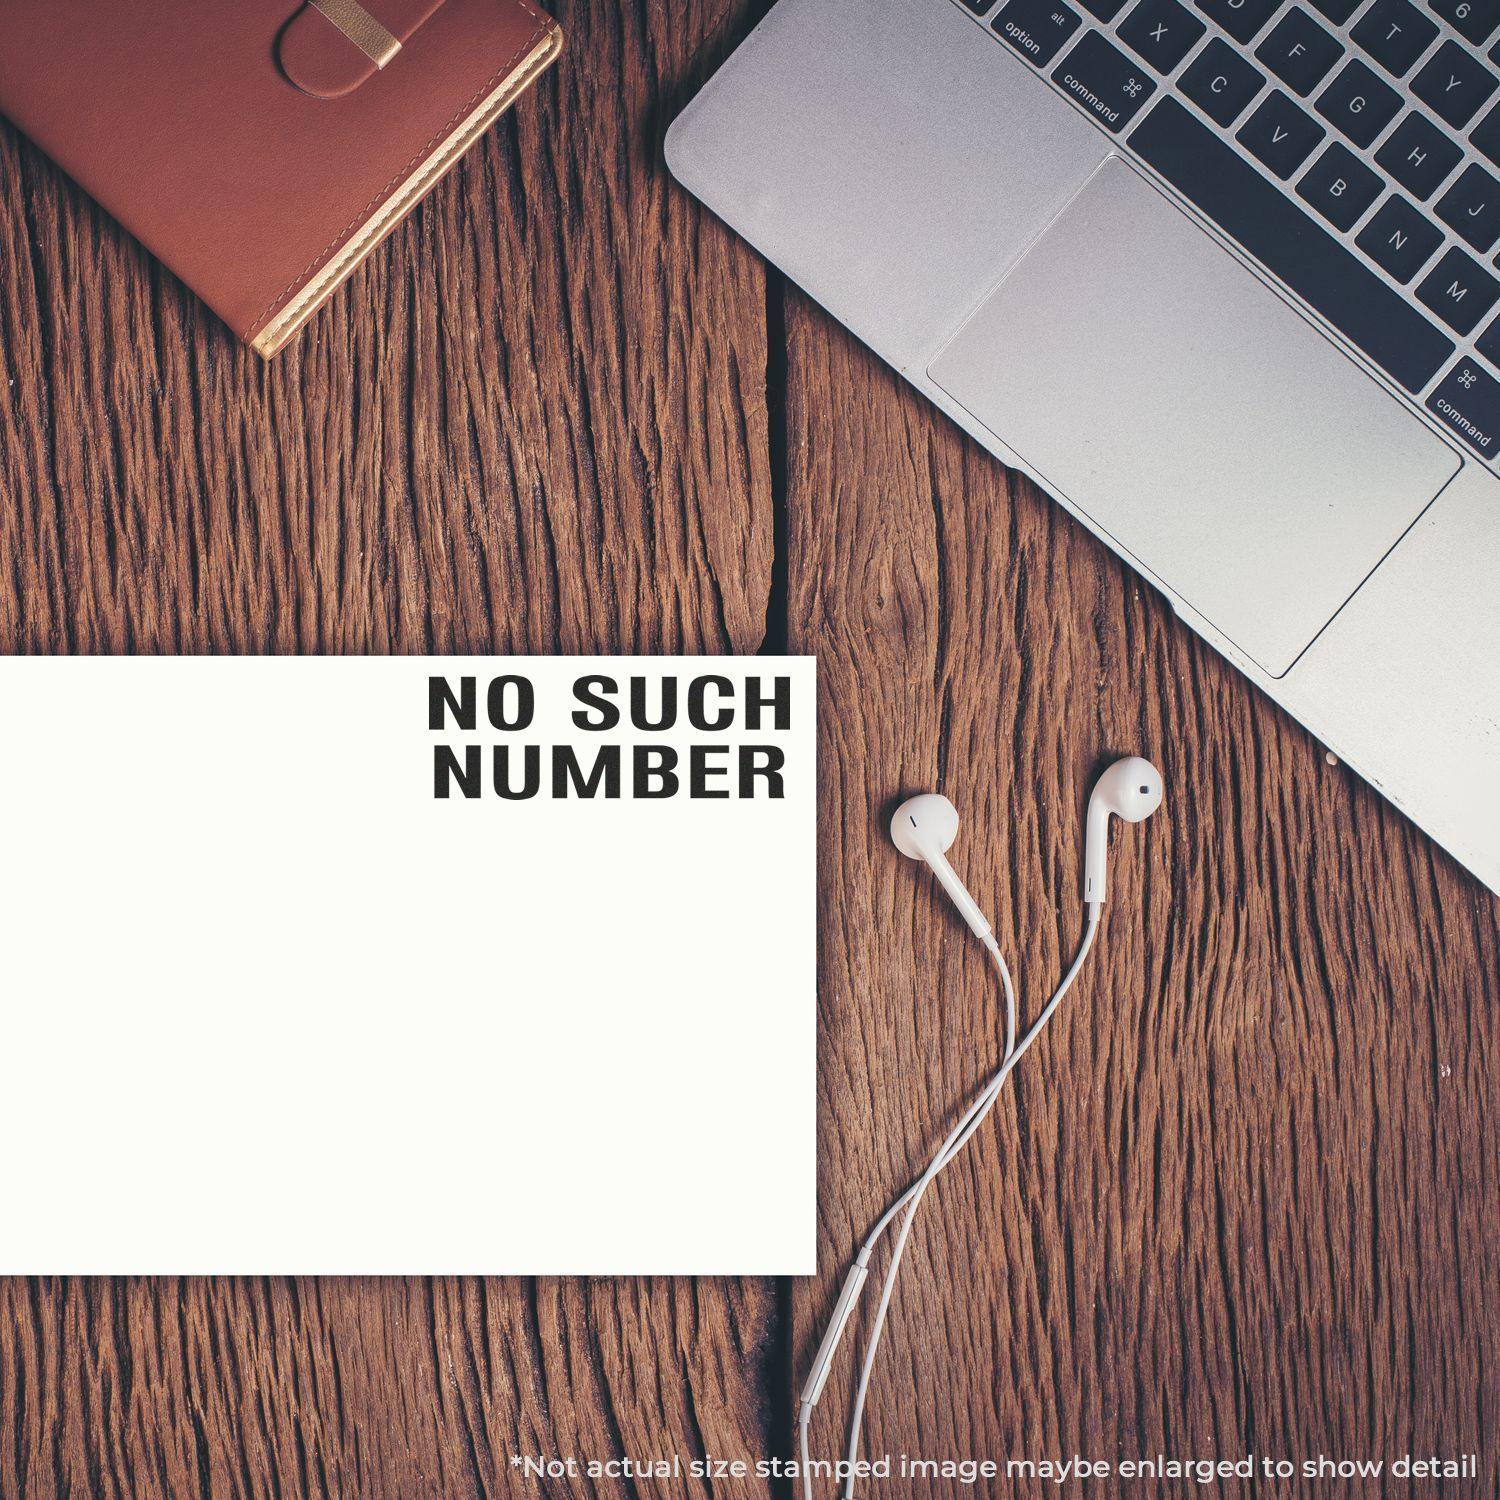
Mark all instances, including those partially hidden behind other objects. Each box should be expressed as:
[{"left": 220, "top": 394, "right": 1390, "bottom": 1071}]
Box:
[{"left": 961, "top": 0, "right": 1500, "bottom": 458}]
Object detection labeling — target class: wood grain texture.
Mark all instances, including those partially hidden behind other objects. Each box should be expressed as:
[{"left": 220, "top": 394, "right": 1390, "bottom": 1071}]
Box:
[
  {"left": 784, "top": 290, "right": 1500, "bottom": 1496},
  {"left": 2, "top": 0, "right": 1497, "bottom": 1494},
  {"left": 0, "top": 1, "right": 779, "bottom": 1495}
]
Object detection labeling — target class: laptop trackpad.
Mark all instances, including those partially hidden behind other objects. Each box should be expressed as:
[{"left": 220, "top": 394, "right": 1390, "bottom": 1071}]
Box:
[{"left": 928, "top": 158, "right": 1460, "bottom": 677}]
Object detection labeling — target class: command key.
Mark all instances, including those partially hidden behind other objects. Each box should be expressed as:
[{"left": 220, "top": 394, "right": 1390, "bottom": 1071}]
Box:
[
  {"left": 1051, "top": 32, "right": 1156, "bottom": 133},
  {"left": 1427, "top": 357, "right": 1500, "bottom": 458}
]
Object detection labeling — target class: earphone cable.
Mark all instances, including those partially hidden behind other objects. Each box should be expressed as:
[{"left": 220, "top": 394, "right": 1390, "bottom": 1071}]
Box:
[
  {"left": 869, "top": 912, "right": 1097, "bottom": 1243},
  {"left": 798, "top": 908, "right": 1101, "bottom": 1500},
  {"left": 796, "top": 939, "right": 1014, "bottom": 1500}
]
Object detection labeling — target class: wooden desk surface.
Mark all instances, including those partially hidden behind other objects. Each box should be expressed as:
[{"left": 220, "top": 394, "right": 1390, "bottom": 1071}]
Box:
[{"left": 0, "top": 3, "right": 1495, "bottom": 1495}]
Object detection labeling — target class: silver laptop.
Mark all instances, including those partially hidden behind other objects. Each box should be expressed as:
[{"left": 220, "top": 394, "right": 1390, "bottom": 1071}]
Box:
[{"left": 666, "top": 0, "right": 1500, "bottom": 894}]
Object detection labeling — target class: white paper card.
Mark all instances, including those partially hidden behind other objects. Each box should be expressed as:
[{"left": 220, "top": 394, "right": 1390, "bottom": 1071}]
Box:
[{"left": 0, "top": 657, "right": 816, "bottom": 1274}]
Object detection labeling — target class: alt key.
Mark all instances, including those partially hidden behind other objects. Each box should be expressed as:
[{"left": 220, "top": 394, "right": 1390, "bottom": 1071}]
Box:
[
  {"left": 994, "top": 0, "right": 1083, "bottom": 66},
  {"left": 1427, "top": 357, "right": 1500, "bottom": 458}
]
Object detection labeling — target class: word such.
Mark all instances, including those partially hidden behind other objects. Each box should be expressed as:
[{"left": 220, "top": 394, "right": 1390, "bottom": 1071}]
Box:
[{"left": 434, "top": 743, "right": 785, "bottom": 800}]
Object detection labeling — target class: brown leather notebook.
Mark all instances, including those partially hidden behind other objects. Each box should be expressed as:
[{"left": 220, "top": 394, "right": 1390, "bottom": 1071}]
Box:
[{"left": 0, "top": 0, "right": 561, "bottom": 356}]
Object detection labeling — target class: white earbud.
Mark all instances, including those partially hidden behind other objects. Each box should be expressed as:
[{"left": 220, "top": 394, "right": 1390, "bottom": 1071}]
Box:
[
  {"left": 890, "top": 792, "right": 994, "bottom": 944},
  {"left": 808, "top": 757, "right": 1168, "bottom": 1500},
  {"left": 1083, "top": 755, "right": 1163, "bottom": 907}
]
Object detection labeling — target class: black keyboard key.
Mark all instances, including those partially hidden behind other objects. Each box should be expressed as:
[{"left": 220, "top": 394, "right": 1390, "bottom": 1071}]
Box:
[
  {"left": 1375, "top": 111, "right": 1464, "bottom": 197},
  {"left": 1239, "top": 88, "right": 1327, "bottom": 173},
  {"left": 1195, "top": 0, "right": 1280, "bottom": 43},
  {"left": 1128, "top": 98, "right": 1455, "bottom": 387},
  {"left": 1317, "top": 59, "right": 1403, "bottom": 144},
  {"left": 1309, "top": 0, "right": 1363, "bottom": 21},
  {"left": 1477, "top": 311, "right": 1500, "bottom": 362},
  {"left": 1435, "top": 162, "right": 1500, "bottom": 247},
  {"left": 1356, "top": 194, "right": 1446, "bottom": 277},
  {"left": 1471, "top": 100, "right": 1500, "bottom": 162},
  {"left": 1080, "top": 0, "right": 1129, "bottom": 19},
  {"left": 1297, "top": 141, "right": 1384, "bottom": 225},
  {"left": 1417, "top": 245, "right": 1500, "bottom": 330},
  {"left": 1119, "top": 0, "right": 1207, "bottom": 68},
  {"left": 1351, "top": 0, "right": 1439, "bottom": 75},
  {"left": 1429, "top": 0, "right": 1500, "bottom": 45},
  {"left": 961, "top": 0, "right": 996, "bottom": 9},
  {"left": 1181, "top": 36, "right": 1266, "bottom": 121},
  {"left": 1427, "top": 356, "right": 1500, "bottom": 453},
  {"left": 994, "top": 0, "right": 1082, "bottom": 65},
  {"left": 1052, "top": 32, "right": 1158, "bottom": 128},
  {"left": 1412, "top": 41, "right": 1499, "bottom": 126},
  {"left": 1257, "top": 8, "right": 1345, "bottom": 94}
]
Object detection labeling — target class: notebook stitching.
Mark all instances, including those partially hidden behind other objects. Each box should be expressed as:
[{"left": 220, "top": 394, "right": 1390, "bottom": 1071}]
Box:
[{"left": 246, "top": 0, "right": 551, "bottom": 339}]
